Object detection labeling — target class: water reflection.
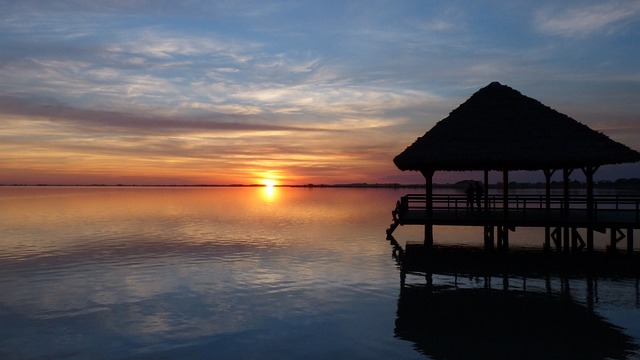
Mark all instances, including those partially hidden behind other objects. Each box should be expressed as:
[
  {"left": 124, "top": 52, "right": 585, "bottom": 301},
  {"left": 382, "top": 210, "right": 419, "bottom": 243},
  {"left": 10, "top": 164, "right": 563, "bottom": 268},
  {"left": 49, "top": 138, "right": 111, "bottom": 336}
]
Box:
[
  {"left": 262, "top": 184, "right": 277, "bottom": 200},
  {"left": 389, "top": 238, "right": 640, "bottom": 358},
  {"left": 1, "top": 186, "right": 639, "bottom": 359},
  {"left": 395, "top": 283, "right": 636, "bottom": 360},
  {"left": 0, "top": 186, "right": 411, "bottom": 359}
]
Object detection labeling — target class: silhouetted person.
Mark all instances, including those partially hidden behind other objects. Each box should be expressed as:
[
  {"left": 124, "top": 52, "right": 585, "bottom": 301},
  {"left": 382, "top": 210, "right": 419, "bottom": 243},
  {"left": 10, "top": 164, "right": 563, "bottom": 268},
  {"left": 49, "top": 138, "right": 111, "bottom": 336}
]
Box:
[
  {"left": 392, "top": 197, "right": 408, "bottom": 220},
  {"left": 392, "top": 200, "right": 401, "bottom": 220},
  {"left": 474, "top": 182, "right": 483, "bottom": 211},
  {"left": 465, "top": 183, "right": 475, "bottom": 211}
]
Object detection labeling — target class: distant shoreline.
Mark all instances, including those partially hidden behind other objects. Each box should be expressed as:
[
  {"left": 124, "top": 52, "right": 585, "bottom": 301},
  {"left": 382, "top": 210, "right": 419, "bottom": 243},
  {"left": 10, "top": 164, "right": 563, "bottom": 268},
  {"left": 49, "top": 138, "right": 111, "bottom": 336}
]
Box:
[{"left": 1, "top": 178, "right": 639, "bottom": 190}]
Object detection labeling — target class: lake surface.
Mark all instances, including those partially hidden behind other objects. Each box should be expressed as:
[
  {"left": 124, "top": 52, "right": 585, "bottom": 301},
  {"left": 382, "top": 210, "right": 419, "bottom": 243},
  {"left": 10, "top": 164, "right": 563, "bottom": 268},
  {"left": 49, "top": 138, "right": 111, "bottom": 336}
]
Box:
[{"left": 0, "top": 186, "right": 639, "bottom": 359}]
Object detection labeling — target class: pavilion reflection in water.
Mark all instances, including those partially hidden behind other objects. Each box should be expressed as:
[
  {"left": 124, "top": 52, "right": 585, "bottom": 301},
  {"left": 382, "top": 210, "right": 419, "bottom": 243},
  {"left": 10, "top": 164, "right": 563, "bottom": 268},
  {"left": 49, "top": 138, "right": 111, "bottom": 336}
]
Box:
[
  {"left": 386, "top": 239, "right": 640, "bottom": 358},
  {"left": 394, "top": 282, "right": 636, "bottom": 360}
]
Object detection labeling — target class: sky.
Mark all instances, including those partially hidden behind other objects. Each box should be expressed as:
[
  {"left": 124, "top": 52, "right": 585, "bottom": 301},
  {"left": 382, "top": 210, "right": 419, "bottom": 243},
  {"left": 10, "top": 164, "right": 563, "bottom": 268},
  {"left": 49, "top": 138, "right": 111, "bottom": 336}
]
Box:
[{"left": 1, "top": 0, "right": 640, "bottom": 185}]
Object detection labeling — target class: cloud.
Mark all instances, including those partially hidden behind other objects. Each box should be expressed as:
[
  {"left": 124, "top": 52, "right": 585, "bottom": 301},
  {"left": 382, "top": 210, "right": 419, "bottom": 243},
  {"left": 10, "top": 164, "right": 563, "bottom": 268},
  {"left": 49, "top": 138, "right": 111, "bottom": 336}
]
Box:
[
  {"left": 0, "top": 96, "right": 333, "bottom": 135},
  {"left": 534, "top": 1, "right": 640, "bottom": 37}
]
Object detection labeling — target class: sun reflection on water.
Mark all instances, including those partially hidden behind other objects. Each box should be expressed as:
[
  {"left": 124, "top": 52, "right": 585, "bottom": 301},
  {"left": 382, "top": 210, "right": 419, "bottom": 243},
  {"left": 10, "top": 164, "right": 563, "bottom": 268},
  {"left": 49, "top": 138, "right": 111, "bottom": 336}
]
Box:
[
  {"left": 261, "top": 179, "right": 277, "bottom": 200},
  {"left": 263, "top": 184, "right": 276, "bottom": 199}
]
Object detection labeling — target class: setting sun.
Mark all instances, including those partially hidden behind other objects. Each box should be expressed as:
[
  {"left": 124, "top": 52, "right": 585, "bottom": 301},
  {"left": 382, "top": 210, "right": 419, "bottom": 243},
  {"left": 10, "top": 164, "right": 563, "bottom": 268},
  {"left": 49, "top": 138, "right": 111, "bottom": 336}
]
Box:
[{"left": 262, "top": 179, "right": 277, "bottom": 188}]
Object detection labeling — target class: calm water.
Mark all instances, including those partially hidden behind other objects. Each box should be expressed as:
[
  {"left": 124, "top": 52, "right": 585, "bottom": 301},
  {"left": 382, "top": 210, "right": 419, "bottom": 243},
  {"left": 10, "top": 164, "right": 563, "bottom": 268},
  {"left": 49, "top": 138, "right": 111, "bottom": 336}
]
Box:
[{"left": 0, "top": 186, "right": 639, "bottom": 359}]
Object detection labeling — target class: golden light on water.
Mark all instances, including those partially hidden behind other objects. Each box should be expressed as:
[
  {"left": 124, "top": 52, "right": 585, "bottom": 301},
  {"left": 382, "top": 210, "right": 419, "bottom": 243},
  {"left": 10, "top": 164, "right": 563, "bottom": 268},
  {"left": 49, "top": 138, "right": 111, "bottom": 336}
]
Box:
[{"left": 262, "top": 179, "right": 277, "bottom": 199}]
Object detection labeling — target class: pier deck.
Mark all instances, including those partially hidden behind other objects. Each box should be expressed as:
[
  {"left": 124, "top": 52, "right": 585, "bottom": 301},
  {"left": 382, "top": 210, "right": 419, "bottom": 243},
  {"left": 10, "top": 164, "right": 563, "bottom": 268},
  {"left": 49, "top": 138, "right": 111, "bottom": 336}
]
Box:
[{"left": 387, "top": 193, "right": 640, "bottom": 253}]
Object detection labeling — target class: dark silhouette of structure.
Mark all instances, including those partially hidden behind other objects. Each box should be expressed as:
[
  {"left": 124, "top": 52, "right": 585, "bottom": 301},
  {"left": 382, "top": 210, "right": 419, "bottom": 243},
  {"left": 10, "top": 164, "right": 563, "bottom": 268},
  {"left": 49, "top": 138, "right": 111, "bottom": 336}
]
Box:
[{"left": 388, "top": 82, "right": 640, "bottom": 255}]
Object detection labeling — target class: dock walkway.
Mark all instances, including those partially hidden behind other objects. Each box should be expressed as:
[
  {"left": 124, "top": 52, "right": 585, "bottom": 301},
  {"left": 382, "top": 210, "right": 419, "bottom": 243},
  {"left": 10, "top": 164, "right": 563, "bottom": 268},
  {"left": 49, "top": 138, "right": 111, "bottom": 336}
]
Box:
[{"left": 388, "top": 193, "right": 640, "bottom": 253}]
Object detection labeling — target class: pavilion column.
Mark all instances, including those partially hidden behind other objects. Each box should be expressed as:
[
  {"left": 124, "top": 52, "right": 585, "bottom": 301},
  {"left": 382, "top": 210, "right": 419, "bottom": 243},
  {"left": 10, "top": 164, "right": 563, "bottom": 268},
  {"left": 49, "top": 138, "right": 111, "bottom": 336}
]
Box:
[
  {"left": 483, "top": 169, "right": 492, "bottom": 251},
  {"left": 498, "top": 168, "right": 509, "bottom": 251},
  {"left": 582, "top": 165, "right": 599, "bottom": 253},
  {"left": 562, "top": 168, "right": 573, "bottom": 215},
  {"left": 502, "top": 168, "right": 509, "bottom": 218},
  {"left": 562, "top": 168, "right": 573, "bottom": 252},
  {"left": 421, "top": 169, "right": 435, "bottom": 248},
  {"left": 543, "top": 169, "right": 556, "bottom": 251},
  {"left": 543, "top": 169, "right": 556, "bottom": 210},
  {"left": 484, "top": 169, "right": 489, "bottom": 210},
  {"left": 582, "top": 166, "right": 598, "bottom": 219}
]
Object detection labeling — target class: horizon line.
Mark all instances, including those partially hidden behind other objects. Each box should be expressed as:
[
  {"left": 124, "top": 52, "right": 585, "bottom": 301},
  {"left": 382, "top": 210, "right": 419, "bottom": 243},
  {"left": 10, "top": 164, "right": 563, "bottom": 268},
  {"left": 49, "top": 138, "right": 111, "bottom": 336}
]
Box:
[{"left": 2, "top": 178, "right": 639, "bottom": 188}]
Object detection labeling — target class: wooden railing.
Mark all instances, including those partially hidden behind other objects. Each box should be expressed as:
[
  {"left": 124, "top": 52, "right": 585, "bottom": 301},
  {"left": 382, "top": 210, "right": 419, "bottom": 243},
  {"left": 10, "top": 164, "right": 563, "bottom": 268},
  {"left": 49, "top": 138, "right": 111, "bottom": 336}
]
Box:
[{"left": 395, "top": 194, "right": 640, "bottom": 223}]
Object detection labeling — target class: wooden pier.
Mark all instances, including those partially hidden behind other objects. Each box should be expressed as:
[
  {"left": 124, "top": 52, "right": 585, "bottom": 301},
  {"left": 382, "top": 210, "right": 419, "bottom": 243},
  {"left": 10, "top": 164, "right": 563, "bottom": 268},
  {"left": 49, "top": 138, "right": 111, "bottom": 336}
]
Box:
[
  {"left": 387, "top": 193, "right": 640, "bottom": 254},
  {"left": 387, "top": 82, "right": 640, "bottom": 281}
]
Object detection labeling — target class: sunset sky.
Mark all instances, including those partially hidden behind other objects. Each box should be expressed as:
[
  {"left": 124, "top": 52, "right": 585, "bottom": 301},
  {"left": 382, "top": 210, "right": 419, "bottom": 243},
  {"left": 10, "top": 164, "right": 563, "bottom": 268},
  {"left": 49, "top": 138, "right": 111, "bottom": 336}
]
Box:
[{"left": 1, "top": 1, "right": 640, "bottom": 185}]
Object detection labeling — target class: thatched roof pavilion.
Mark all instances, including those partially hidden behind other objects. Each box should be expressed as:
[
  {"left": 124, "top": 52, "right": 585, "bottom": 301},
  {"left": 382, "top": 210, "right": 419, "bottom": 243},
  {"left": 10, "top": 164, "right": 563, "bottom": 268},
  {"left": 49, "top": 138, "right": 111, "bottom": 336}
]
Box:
[
  {"left": 392, "top": 82, "right": 640, "bottom": 248},
  {"left": 394, "top": 82, "right": 640, "bottom": 172}
]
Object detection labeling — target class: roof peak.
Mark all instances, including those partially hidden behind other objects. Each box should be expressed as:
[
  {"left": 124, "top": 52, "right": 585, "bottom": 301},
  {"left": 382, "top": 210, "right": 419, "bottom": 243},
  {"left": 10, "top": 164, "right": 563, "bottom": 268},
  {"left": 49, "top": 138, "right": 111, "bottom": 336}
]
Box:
[{"left": 393, "top": 82, "right": 640, "bottom": 171}]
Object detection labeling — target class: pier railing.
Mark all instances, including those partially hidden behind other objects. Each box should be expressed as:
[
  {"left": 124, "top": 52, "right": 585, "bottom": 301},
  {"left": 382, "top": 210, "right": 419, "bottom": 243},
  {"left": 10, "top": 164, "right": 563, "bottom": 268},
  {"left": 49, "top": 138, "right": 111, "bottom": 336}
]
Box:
[{"left": 397, "top": 193, "right": 640, "bottom": 223}]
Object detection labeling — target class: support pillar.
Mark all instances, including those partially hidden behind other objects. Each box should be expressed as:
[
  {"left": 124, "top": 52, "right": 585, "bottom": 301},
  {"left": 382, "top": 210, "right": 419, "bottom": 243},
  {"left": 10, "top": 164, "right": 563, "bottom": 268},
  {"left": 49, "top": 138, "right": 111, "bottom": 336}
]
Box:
[
  {"left": 503, "top": 169, "right": 509, "bottom": 219},
  {"left": 484, "top": 225, "right": 494, "bottom": 250},
  {"left": 582, "top": 166, "right": 599, "bottom": 220},
  {"left": 582, "top": 166, "right": 599, "bottom": 254},
  {"left": 562, "top": 168, "right": 573, "bottom": 254},
  {"left": 543, "top": 169, "right": 555, "bottom": 251},
  {"left": 628, "top": 228, "right": 634, "bottom": 255},
  {"left": 545, "top": 226, "right": 551, "bottom": 251},
  {"left": 587, "top": 228, "right": 594, "bottom": 253},
  {"left": 562, "top": 168, "right": 573, "bottom": 215},
  {"left": 484, "top": 169, "right": 489, "bottom": 210},
  {"left": 571, "top": 227, "right": 585, "bottom": 253},
  {"left": 551, "top": 227, "right": 562, "bottom": 251},
  {"left": 421, "top": 169, "right": 434, "bottom": 248},
  {"left": 497, "top": 225, "right": 509, "bottom": 251},
  {"left": 543, "top": 169, "right": 554, "bottom": 210},
  {"left": 609, "top": 228, "right": 625, "bottom": 252}
]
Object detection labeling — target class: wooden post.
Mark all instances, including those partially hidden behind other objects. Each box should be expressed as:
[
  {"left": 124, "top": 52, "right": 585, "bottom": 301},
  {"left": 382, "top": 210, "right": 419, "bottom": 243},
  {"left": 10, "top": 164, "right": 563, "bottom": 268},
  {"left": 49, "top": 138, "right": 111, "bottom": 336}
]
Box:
[
  {"left": 503, "top": 169, "right": 509, "bottom": 218},
  {"left": 543, "top": 169, "right": 554, "bottom": 210},
  {"left": 628, "top": 228, "right": 634, "bottom": 255},
  {"left": 501, "top": 169, "right": 509, "bottom": 253},
  {"left": 582, "top": 166, "right": 597, "bottom": 253},
  {"left": 543, "top": 169, "right": 555, "bottom": 251},
  {"left": 563, "top": 168, "right": 572, "bottom": 254},
  {"left": 582, "top": 166, "right": 599, "bottom": 220},
  {"left": 421, "top": 169, "right": 434, "bottom": 248},
  {"left": 587, "top": 228, "right": 594, "bottom": 254},
  {"left": 610, "top": 228, "right": 616, "bottom": 252},
  {"left": 563, "top": 168, "right": 573, "bottom": 215},
  {"left": 484, "top": 225, "right": 494, "bottom": 251},
  {"left": 544, "top": 227, "right": 551, "bottom": 252},
  {"left": 497, "top": 225, "right": 509, "bottom": 251},
  {"left": 484, "top": 169, "right": 489, "bottom": 210}
]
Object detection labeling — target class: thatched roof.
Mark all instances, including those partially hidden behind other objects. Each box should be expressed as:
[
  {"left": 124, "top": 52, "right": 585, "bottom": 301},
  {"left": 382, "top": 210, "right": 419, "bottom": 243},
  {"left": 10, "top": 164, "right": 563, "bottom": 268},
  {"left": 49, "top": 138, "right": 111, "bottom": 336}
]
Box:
[{"left": 394, "top": 82, "right": 640, "bottom": 172}]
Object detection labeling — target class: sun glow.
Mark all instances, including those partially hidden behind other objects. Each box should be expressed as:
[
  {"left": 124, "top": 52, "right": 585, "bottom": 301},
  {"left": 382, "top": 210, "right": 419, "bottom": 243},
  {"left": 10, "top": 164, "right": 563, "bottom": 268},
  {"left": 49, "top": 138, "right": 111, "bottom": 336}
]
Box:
[
  {"left": 261, "top": 179, "right": 278, "bottom": 199},
  {"left": 262, "top": 179, "right": 277, "bottom": 188}
]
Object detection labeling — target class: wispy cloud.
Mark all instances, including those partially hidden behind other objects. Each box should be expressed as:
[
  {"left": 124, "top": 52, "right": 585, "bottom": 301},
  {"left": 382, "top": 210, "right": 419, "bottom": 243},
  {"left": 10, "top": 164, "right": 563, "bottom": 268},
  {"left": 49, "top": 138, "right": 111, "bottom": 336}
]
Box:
[
  {"left": 534, "top": 1, "right": 640, "bottom": 37},
  {"left": 0, "top": 96, "right": 332, "bottom": 135}
]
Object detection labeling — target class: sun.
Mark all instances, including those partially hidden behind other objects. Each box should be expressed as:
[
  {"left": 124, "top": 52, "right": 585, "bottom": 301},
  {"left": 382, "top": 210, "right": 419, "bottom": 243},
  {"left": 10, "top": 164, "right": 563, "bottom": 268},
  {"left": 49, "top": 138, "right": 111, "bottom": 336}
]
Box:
[
  {"left": 262, "top": 179, "right": 277, "bottom": 188},
  {"left": 261, "top": 179, "right": 278, "bottom": 199}
]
